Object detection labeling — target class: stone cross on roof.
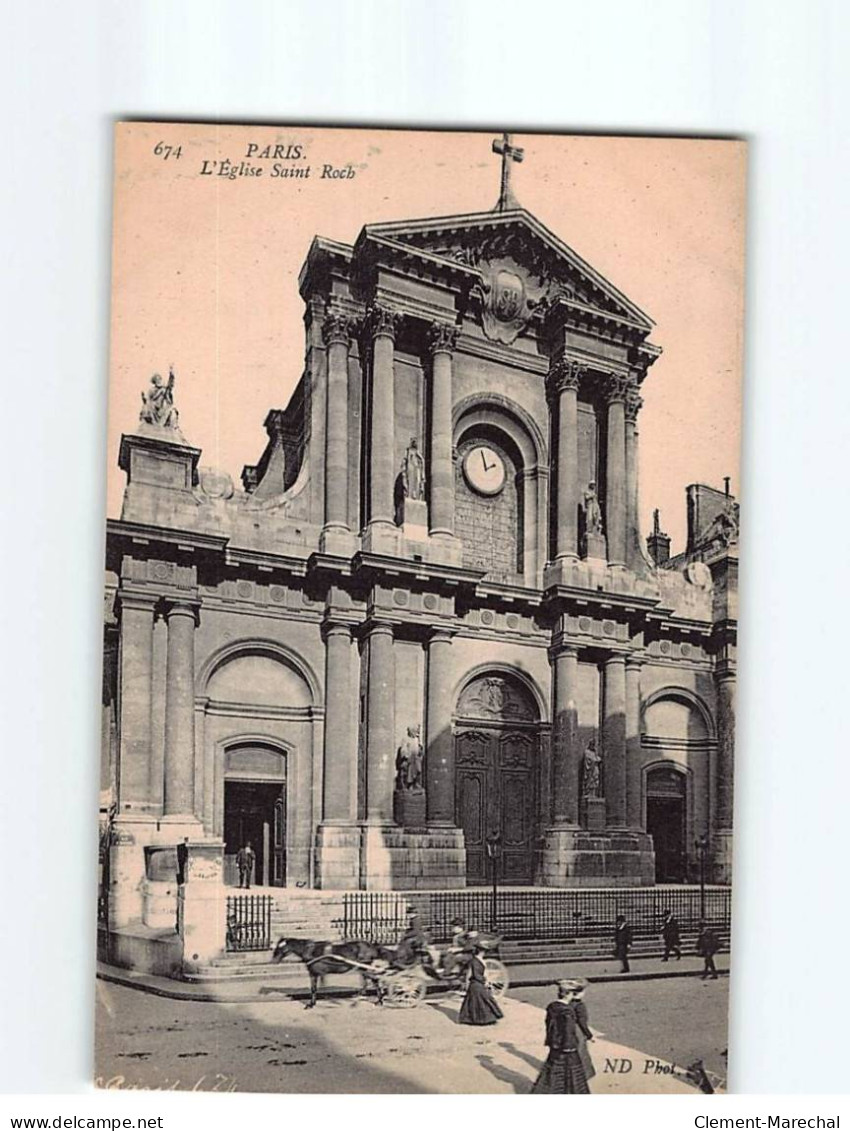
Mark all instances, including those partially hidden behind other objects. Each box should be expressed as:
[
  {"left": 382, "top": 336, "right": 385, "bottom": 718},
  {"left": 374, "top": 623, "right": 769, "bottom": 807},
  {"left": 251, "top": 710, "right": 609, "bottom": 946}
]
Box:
[{"left": 492, "top": 131, "right": 524, "bottom": 212}]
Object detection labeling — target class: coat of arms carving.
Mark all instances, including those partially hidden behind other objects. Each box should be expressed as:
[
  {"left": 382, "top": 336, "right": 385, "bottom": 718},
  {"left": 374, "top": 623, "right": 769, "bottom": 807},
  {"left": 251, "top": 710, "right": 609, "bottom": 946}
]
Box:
[{"left": 471, "top": 259, "right": 545, "bottom": 345}]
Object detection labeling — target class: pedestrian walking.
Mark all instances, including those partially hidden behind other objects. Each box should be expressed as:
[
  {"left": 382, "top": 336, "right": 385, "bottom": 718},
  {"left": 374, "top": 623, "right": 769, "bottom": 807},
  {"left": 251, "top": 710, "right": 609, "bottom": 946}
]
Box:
[
  {"left": 614, "top": 913, "right": 633, "bottom": 973},
  {"left": 661, "top": 909, "right": 682, "bottom": 961},
  {"left": 531, "top": 979, "right": 595, "bottom": 1094},
  {"left": 696, "top": 921, "right": 720, "bottom": 979},
  {"left": 458, "top": 944, "right": 504, "bottom": 1026},
  {"left": 176, "top": 836, "right": 189, "bottom": 885},
  {"left": 236, "top": 842, "right": 255, "bottom": 889}
]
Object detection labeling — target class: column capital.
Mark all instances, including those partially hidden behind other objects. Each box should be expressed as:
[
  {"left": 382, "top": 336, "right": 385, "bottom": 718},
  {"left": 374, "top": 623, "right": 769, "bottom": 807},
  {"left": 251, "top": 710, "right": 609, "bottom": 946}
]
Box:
[
  {"left": 548, "top": 353, "right": 584, "bottom": 395},
  {"left": 625, "top": 382, "right": 644, "bottom": 423},
  {"left": 321, "top": 619, "right": 354, "bottom": 643},
  {"left": 604, "top": 651, "right": 627, "bottom": 667},
  {"left": 115, "top": 589, "right": 159, "bottom": 614},
  {"left": 161, "top": 597, "right": 200, "bottom": 624},
  {"left": 365, "top": 618, "right": 395, "bottom": 639},
  {"left": 549, "top": 639, "right": 579, "bottom": 662},
  {"left": 603, "top": 371, "right": 630, "bottom": 404},
  {"left": 625, "top": 652, "right": 645, "bottom": 670},
  {"left": 429, "top": 627, "right": 456, "bottom": 645},
  {"left": 321, "top": 307, "right": 353, "bottom": 347},
  {"left": 366, "top": 302, "right": 403, "bottom": 341},
  {"left": 428, "top": 321, "right": 460, "bottom": 355}
]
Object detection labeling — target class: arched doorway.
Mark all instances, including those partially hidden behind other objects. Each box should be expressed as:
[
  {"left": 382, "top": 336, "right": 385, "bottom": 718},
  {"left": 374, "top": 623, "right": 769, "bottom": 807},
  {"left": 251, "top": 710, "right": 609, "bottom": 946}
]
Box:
[
  {"left": 223, "top": 744, "right": 287, "bottom": 887},
  {"left": 645, "top": 764, "right": 687, "bottom": 883},
  {"left": 454, "top": 672, "right": 541, "bottom": 885}
]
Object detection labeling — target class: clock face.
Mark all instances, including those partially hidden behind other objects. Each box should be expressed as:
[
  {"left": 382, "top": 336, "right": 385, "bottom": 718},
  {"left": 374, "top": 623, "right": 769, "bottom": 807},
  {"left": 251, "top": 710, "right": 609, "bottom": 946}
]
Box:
[{"left": 463, "top": 445, "right": 506, "bottom": 496}]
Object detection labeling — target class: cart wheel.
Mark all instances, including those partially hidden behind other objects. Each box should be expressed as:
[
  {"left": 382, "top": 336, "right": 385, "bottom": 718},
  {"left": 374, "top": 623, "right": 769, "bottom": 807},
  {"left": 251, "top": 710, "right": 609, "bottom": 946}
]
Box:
[
  {"left": 386, "top": 971, "right": 426, "bottom": 1008},
  {"left": 484, "top": 958, "right": 510, "bottom": 998}
]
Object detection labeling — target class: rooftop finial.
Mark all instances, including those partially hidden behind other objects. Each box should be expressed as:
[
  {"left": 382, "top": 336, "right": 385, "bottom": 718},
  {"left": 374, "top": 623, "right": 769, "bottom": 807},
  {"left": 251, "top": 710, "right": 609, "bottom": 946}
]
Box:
[{"left": 492, "top": 132, "right": 524, "bottom": 212}]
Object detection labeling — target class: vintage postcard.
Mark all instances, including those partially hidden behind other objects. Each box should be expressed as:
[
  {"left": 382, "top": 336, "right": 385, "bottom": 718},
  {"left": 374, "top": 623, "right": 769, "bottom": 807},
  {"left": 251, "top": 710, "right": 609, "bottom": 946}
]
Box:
[{"left": 97, "top": 122, "right": 745, "bottom": 1094}]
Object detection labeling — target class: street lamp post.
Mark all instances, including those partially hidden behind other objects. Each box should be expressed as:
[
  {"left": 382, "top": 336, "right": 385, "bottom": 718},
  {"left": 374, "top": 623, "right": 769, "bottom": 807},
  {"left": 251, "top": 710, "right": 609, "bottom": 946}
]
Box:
[
  {"left": 695, "top": 833, "right": 710, "bottom": 922},
  {"left": 486, "top": 831, "right": 502, "bottom": 932}
]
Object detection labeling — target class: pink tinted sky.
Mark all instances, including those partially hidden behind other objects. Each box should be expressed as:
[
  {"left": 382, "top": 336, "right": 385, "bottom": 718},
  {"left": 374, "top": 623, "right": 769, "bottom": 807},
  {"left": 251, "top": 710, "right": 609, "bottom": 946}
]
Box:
[{"left": 108, "top": 124, "right": 746, "bottom": 552}]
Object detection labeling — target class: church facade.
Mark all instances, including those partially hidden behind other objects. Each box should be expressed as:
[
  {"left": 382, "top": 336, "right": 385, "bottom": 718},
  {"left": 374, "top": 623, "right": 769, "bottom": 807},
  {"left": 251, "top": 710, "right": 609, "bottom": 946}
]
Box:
[{"left": 102, "top": 185, "right": 738, "bottom": 929}]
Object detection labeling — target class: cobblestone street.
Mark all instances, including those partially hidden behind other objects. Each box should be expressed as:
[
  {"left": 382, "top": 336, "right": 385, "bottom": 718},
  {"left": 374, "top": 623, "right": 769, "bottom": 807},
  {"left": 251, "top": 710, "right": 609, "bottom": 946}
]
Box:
[{"left": 95, "top": 975, "right": 727, "bottom": 1094}]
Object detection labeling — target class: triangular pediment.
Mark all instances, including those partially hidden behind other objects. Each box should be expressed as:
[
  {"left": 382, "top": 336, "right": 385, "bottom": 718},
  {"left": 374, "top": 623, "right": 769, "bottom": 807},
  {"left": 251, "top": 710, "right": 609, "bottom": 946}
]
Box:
[{"left": 362, "top": 209, "right": 653, "bottom": 332}]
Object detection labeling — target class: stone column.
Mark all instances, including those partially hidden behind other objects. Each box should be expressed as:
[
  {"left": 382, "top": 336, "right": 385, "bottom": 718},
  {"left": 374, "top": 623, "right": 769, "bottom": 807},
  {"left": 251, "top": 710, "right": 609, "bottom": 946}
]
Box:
[
  {"left": 715, "top": 669, "right": 736, "bottom": 831},
  {"left": 604, "top": 373, "right": 630, "bottom": 567},
  {"left": 625, "top": 382, "right": 643, "bottom": 572},
  {"left": 428, "top": 323, "right": 458, "bottom": 537},
  {"left": 367, "top": 304, "right": 401, "bottom": 530},
  {"left": 162, "top": 599, "right": 199, "bottom": 818},
  {"left": 551, "top": 644, "right": 580, "bottom": 826},
  {"left": 321, "top": 622, "right": 356, "bottom": 821},
  {"left": 365, "top": 620, "right": 395, "bottom": 821},
  {"left": 550, "top": 355, "right": 582, "bottom": 561},
  {"left": 625, "top": 656, "right": 643, "bottom": 828},
  {"left": 426, "top": 630, "right": 455, "bottom": 825},
  {"left": 322, "top": 308, "right": 352, "bottom": 539},
  {"left": 603, "top": 654, "right": 627, "bottom": 828},
  {"left": 115, "top": 592, "right": 157, "bottom": 813}
]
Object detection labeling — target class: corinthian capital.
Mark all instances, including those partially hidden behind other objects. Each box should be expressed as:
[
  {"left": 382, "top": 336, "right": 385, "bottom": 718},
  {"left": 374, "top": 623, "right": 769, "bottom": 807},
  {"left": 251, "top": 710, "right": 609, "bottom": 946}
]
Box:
[
  {"left": 321, "top": 307, "right": 352, "bottom": 347},
  {"left": 604, "top": 371, "right": 631, "bottom": 404},
  {"left": 549, "top": 353, "right": 584, "bottom": 395},
  {"left": 428, "top": 321, "right": 460, "bottom": 355},
  {"left": 366, "top": 302, "right": 402, "bottom": 341},
  {"left": 625, "top": 381, "right": 644, "bottom": 423}
]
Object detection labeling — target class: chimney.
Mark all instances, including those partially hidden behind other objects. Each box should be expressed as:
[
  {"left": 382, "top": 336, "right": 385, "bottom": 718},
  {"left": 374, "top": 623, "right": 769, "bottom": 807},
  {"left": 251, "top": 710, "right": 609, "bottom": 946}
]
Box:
[{"left": 646, "top": 507, "right": 671, "bottom": 565}]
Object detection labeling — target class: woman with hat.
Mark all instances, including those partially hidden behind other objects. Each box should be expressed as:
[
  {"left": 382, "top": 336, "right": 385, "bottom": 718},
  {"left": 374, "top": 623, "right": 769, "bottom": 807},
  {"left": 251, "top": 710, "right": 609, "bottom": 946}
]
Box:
[
  {"left": 458, "top": 938, "right": 504, "bottom": 1026},
  {"left": 531, "top": 979, "right": 596, "bottom": 1094}
]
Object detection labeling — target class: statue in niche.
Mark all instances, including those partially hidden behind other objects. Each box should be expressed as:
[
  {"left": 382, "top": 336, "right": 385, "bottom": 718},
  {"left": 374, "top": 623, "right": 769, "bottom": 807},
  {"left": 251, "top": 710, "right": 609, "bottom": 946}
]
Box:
[
  {"left": 401, "top": 438, "right": 426, "bottom": 501},
  {"left": 396, "top": 725, "right": 424, "bottom": 791},
  {"left": 140, "top": 366, "right": 180, "bottom": 429},
  {"left": 583, "top": 482, "right": 604, "bottom": 536},
  {"left": 581, "top": 738, "right": 603, "bottom": 798}
]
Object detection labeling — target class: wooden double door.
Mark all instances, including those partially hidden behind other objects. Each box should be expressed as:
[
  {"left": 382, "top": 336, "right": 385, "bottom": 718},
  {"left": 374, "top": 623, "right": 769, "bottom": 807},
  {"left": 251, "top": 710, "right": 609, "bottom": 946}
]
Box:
[
  {"left": 224, "top": 780, "right": 286, "bottom": 887},
  {"left": 454, "top": 727, "right": 537, "bottom": 885}
]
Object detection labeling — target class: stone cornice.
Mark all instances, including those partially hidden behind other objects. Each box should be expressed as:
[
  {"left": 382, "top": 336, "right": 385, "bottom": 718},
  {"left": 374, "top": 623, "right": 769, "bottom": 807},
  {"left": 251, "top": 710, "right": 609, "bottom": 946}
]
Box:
[{"left": 352, "top": 551, "right": 486, "bottom": 590}]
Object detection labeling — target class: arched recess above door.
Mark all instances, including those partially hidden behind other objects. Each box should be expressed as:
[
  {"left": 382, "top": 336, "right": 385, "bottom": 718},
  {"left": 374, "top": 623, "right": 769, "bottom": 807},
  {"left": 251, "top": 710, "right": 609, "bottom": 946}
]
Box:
[{"left": 455, "top": 668, "right": 542, "bottom": 725}]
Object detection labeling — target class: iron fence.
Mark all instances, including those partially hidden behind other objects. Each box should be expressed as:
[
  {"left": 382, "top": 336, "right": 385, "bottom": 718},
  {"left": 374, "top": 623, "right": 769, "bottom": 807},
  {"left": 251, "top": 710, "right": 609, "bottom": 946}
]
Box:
[
  {"left": 226, "top": 894, "right": 273, "bottom": 951},
  {"left": 340, "top": 887, "right": 731, "bottom": 945}
]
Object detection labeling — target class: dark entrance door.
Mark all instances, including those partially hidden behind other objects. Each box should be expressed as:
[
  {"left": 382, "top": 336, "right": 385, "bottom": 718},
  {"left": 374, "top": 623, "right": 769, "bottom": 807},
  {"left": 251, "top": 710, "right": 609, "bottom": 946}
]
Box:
[
  {"left": 455, "top": 728, "right": 536, "bottom": 885},
  {"left": 645, "top": 766, "right": 687, "bottom": 883},
  {"left": 224, "top": 781, "right": 286, "bottom": 887}
]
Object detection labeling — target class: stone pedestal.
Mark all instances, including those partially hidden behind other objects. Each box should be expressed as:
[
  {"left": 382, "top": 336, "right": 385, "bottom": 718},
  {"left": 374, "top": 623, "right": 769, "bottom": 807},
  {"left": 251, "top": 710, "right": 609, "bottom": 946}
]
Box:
[
  {"left": 108, "top": 817, "right": 152, "bottom": 929},
  {"left": 177, "top": 840, "right": 226, "bottom": 974},
  {"left": 540, "top": 826, "right": 655, "bottom": 887},
  {"left": 319, "top": 527, "right": 357, "bottom": 556},
  {"left": 393, "top": 787, "right": 426, "bottom": 830},
  {"left": 581, "top": 796, "right": 607, "bottom": 831},
  {"left": 314, "top": 824, "right": 362, "bottom": 889},
  {"left": 361, "top": 521, "right": 401, "bottom": 555},
  {"left": 583, "top": 531, "right": 607, "bottom": 562},
  {"left": 359, "top": 823, "right": 466, "bottom": 890},
  {"left": 398, "top": 497, "right": 428, "bottom": 541}
]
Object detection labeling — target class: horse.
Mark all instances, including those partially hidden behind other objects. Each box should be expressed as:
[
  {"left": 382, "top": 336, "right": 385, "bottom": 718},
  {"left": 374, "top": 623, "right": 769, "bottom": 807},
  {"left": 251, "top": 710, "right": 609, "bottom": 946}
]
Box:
[{"left": 271, "top": 937, "right": 391, "bottom": 1008}]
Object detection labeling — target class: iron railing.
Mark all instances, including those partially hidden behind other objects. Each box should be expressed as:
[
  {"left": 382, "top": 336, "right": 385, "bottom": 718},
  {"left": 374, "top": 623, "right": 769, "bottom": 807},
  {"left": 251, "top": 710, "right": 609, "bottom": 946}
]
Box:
[
  {"left": 226, "top": 894, "right": 273, "bottom": 951},
  {"left": 340, "top": 887, "right": 731, "bottom": 945}
]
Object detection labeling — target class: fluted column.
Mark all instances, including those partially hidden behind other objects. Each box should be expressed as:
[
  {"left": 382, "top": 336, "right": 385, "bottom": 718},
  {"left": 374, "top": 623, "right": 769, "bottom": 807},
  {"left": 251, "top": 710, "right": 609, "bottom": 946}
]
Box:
[
  {"left": 625, "top": 382, "right": 643, "bottom": 571},
  {"left": 322, "top": 309, "right": 352, "bottom": 535},
  {"left": 605, "top": 373, "right": 629, "bottom": 567},
  {"left": 365, "top": 620, "right": 395, "bottom": 821},
  {"left": 426, "top": 630, "right": 455, "bottom": 825},
  {"left": 428, "top": 323, "right": 458, "bottom": 537},
  {"left": 550, "top": 355, "right": 582, "bottom": 560},
  {"left": 625, "top": 656, "right": 643, "bottom": 828},
  {"left": 367, "top": 304, "right": 401, "bottom": 529},
  {"left": 603, "top": 654, "right": 627, "bottom": 828},
  {"left": 163, "top": 599, "right": 199, "bottom": 818},
  {"left": 322, "top": 622, "right": 356, "bottom": 822},
  {"left": 116, "top": 592, "right": 156, "bottom": 812},
  {"left": 551, "top": 643, "right": 580, "bottom": 825},
  {"left": 715, "top": 669, "right": 736, "bottom": 830}
]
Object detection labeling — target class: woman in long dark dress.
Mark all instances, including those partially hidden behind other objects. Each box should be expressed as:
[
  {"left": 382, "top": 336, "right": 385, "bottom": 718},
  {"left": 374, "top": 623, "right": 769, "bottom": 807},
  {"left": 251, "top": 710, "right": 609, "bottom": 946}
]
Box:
[
  {"left": 531, "top": 979, "right": 595, "bottom": 1094},
  {"left": 458, "top": 945, "right": 504, "bottom": 1026}
]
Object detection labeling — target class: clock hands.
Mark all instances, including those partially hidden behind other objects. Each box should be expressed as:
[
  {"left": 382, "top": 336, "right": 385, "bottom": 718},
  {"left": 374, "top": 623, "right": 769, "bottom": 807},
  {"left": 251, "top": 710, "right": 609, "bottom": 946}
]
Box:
[{"left": 480, "top": 450, "right": 496, "bottom": 473}]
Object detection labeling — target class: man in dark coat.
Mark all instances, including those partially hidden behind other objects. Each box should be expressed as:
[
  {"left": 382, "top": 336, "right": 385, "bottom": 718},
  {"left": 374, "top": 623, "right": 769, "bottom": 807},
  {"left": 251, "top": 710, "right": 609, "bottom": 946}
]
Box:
[
  {"left": 614, "top": 914, "right": 633, "bottom": 973},
  {"left": 236, "top": 842, "right": 255, "bottom": 889},
  {"left": 696, "top": 922, "right": 720, "bottom": 979},
  {"left": 661, "top": 910, "right": 682, "bottom": 961},
  {"left": 176, "top": 837, "right": 189, "bottom": 885}
]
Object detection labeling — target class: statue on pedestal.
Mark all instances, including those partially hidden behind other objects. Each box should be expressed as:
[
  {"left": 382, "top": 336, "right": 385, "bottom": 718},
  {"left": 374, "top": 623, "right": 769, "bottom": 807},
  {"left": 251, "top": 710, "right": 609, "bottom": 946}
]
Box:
[
  {"left": 583, "top": 482, "right": 603, "bottom": 536},
  {"left": 581, "top": 739, "right": 603, "bottom": 798},
  {"left": 401, "top": 438, "right": 426, "bottom": 502},
  {"left": 140, "top": 366, "right": 180, "bottom": 430},
  {"left": 396, "top": 725, "right": 424, "bottom": 791}
]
